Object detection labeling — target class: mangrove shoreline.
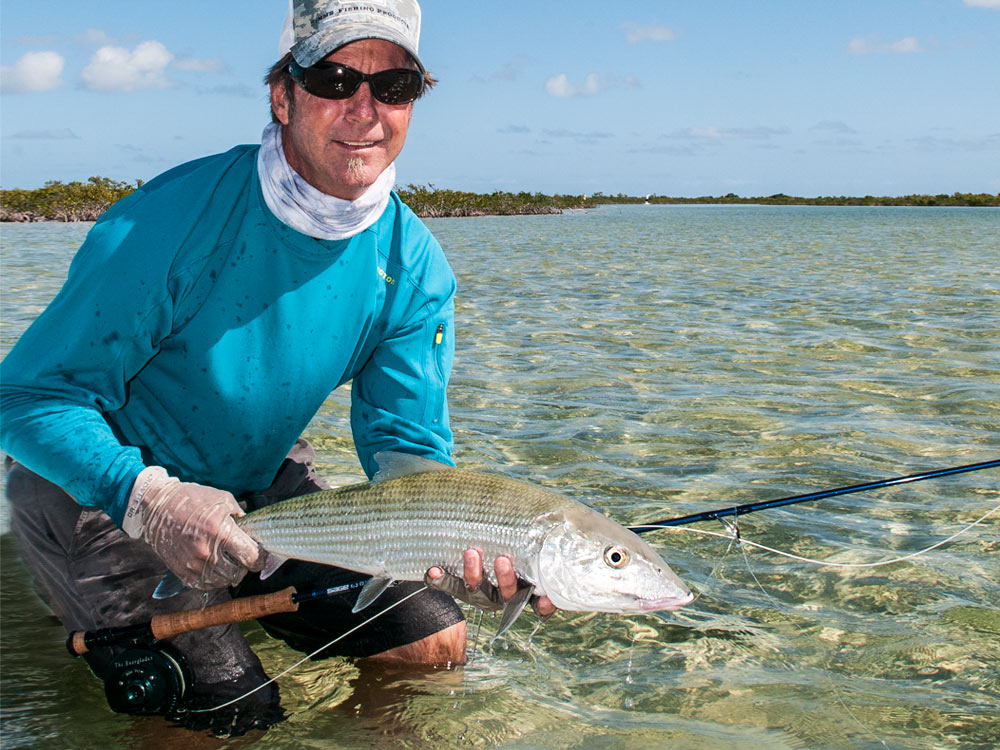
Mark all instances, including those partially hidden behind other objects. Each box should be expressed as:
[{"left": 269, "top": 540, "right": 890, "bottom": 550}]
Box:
[{"left": 1, "top": 178, "right": 997, "bottom": 222}]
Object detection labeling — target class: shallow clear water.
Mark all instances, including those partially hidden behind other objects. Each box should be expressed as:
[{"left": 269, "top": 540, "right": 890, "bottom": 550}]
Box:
[{"left": 2, "top": 206, "right": 998, "bottom": 748}]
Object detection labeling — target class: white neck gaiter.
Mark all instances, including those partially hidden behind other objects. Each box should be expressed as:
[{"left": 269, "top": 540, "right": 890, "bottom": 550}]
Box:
[{"left": 257, "top": 122, "right": 394, "bottom": 240}]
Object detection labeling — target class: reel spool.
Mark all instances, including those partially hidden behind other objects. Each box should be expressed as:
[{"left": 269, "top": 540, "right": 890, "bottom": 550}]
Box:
[{"left": 104, "top": 644, "right": 191, "bottom": 715}]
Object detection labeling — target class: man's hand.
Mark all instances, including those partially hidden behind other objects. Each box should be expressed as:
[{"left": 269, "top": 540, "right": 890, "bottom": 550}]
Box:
[
  {"left": 425, "top": 548, "right": 556, "bottom": 617},
  {"left": 123, "top": 466, "right": 264, "bottom": 590}
]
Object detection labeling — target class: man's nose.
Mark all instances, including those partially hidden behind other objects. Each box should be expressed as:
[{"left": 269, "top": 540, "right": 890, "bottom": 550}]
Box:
[{"left": 343, "top": 82, "right": 379, "bottom": 121}]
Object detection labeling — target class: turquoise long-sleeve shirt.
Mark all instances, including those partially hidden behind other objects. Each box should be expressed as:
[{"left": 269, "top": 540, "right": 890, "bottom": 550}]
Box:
[{"left": 0, "top": 145, "right": 455, "bottom": 526}]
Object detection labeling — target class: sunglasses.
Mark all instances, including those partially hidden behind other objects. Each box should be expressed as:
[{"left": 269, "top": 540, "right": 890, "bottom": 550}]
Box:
[{"left": 288, "top": 60, "right": 424, "bottom": 105}]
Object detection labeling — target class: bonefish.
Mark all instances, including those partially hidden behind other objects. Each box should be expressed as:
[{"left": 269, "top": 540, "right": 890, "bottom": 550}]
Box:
[{"left": 237, "top": 452, "right": 694, "bottom": 636}]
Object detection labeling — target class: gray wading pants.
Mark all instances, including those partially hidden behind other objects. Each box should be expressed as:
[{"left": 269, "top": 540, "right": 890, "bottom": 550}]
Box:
[{"left": 6, "top": 438, "right": 463, "bottom": 719}]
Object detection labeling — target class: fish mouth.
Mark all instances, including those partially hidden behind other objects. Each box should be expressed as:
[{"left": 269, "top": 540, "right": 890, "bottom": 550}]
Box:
[{"left": 639, "top": 590, "right": 695, "bottom": 611}]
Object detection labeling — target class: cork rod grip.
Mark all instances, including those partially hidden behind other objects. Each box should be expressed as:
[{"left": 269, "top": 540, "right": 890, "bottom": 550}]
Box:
[
  {"left": 69, "top": 631, "right": 90, "bottom": 656},
  {"left": 150, "top": 586, "right": 299, "bottom": 641}
]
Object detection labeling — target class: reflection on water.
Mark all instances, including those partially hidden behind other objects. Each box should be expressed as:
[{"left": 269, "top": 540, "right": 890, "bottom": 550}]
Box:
[{"left": 2, "top": 206, "right": 998, "bottom": 748}]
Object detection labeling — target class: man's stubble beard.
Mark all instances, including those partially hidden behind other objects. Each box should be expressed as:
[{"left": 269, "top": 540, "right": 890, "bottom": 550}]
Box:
[{"left": 348, "top": 157, "right": 366, "bottom": 186}]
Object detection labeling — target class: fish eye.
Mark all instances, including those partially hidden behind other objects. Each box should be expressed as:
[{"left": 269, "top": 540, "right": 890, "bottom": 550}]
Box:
[{"left": 603, "top": 545, "right": 629, "bottom": 568}]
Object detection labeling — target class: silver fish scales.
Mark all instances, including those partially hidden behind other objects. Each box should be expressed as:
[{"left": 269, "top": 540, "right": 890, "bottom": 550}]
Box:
[{"left": 238, "top": 452, "right": 693, "bottom": 628}]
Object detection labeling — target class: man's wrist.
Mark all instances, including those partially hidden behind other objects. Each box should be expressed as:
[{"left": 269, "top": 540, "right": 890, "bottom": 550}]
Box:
[{"left": 122, "top": 465, "right": 169, "bottom": 538}]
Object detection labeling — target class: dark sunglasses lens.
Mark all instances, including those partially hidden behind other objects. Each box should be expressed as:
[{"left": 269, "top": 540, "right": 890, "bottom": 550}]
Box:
[
  {"left": 298, "top": 64, "right": 422, "bottom": 104},
  {"left": 303, "top": 66, "right": 362, "bottom": 99},
  {"left": 369, "top": 70, "right": 423, "bottom": 104}
]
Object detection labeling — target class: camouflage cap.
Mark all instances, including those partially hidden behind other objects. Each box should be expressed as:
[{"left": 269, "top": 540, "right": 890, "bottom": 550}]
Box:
[{"left": 280, "top": 0, "right": 424, "bottom": 73}]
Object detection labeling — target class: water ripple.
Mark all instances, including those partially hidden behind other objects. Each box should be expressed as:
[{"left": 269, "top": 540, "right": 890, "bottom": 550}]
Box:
[{"left": 1, "top": 206, "right": 997, "bottom": 748}]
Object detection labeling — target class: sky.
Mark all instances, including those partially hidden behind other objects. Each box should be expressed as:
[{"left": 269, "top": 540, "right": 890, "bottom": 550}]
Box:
[{"left": 1, "top": 0, "right": 998, "bottom": 197}]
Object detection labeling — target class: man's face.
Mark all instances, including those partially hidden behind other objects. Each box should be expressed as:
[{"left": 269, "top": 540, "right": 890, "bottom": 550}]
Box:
[{"left": 270, "top": 39, "right": 416, "bottom": 200}]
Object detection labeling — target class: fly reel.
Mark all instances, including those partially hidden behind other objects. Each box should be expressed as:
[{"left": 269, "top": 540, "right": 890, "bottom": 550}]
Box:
[
  {"left": 103, "top": 643, "right": 191, "bottom": 715},
  {"left": 67, "top": 586, "right": 300, "bottom": 717}
]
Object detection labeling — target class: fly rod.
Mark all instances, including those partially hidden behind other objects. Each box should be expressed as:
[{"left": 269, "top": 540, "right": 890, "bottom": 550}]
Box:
[
  {"left": 630, "top": 458, "right": 1000, "bottom": 533},
  {"left": 67, "top": 580, "right": 366, "bottom": 656}
]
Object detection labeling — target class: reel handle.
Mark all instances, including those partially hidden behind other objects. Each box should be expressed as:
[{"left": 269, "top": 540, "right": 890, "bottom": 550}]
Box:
[{"left": 68, "top": 586, "right": 299, "bottom": 656}]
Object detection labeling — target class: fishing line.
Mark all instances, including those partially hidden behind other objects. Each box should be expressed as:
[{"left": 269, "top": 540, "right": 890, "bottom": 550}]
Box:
[
  {"left": 683, "top": 519, "right": 742, "bottom": 605},
  {"left": 710, "top": 519, "right": 896, "bottom": 746},
  {"left": 188, "top": 585, "right": 430, "bottom": 714},
  {"left": 721, "top": 517, "right": 782, "bottom": 609},
  {"left": 467, "top": 607, "right": 485, "bottom": 664},
  {"left": 725, "top": 520, "right": 897, "bottom": 748},
  {"left": 637, "top": 502, "right": 999, "bottom": 570},
  {"left": 666, "top": 503, "right": 997, "bottom": 748},
  {"left": 831, "top": 686, "right": 891, "bottom": 749}
]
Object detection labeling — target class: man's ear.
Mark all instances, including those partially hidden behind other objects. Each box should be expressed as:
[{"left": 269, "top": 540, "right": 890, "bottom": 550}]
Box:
[{"left": 270, "top": 81, "right": 292, "bottom": 126}]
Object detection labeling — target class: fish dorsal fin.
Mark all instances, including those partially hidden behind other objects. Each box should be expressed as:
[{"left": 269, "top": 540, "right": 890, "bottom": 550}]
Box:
[
  {"left": 372, "top": 451, "right": 452, "bottom": 484},
  {"left": 352, "top": 576, "right": 395, "bottom": 612}
]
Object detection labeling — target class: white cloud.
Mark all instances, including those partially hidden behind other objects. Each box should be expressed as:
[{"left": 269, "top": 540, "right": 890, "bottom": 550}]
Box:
[
  {"left": 890, "top": 36, "right": 922, "bottom": 53},
  {"left": 671, "top": 126, "right": 787, "bottom": 140},
  {"left": 545, "top": 73, "right": 576, "bottom": 98},
  {"left": 907, "top": 133, "right": 1000, "bottom": 151},
  {"left": 13, "top": 34, "right": 58, "bottom": 46},
  {"left": 487, "top": 55, "right": 531, "bottom": 82},
  {"left": 195, "top": 84, "right": 257, "bottom": 98},
  {"left": 575, "top": 73, "right": 605, "bottom": 96},
  {"left": 175, "top": 57, "right": 228, "bottom": 74},
  {"left": 848, "top": 37, "right": 874, "bottom": 55},
  {"left": 542, "top": 128, "right": 613, "bottom": 141},
  {"left": 848, "top": 35, "right": 925, "bottom": 55},
  {"left": 0, "top": 51, "right": 66, "bottom": 93},
  {"left": 10, "top": 128, "right": 80, "bottom": 139},
  {"left": 963, "top": 0, "right": 1000, "bottom": 8},
  {"left": 545, "top": 72, "right": 637, "bottom": 98},
  {"left": 811, "top": 120, "right": 858, "bottom": 134},
  {"left": 81, "top": 41, "right": 174, "bottom": 92},
  {"left": 622, "top": 23, "right": 676, "bottom": 44},
  {"left": 77, "top": 28, "right": 115, "bottom": 46}
]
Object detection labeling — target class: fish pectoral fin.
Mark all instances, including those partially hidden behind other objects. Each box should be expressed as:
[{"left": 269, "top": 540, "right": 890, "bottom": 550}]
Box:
[
  {"left": 352, "top": 576, "right": 395, "bottom": 613},
  {"left": 153, "top": 572, "right": 186, "bottom": 599},
  {"left": 259, "top": 552, "right": 287, "bottom": 581},
  {"left": 490, "top": 584, "right": 535, "bottom": 643}
]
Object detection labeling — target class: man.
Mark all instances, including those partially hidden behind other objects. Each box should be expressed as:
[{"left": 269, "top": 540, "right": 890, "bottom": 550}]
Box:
[{"left": 1, "top": 0, "right": 551, "bottom": 735}]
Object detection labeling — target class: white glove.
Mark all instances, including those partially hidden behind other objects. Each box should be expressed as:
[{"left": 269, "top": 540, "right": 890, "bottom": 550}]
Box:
[{"left": 123, "top": 466, "right": 263, "bottom": 591}]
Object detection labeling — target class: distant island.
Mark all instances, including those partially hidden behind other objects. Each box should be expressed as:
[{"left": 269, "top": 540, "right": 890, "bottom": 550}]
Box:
[{"left": 1, "top": 177, "right": 997, "bottom": 222}]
